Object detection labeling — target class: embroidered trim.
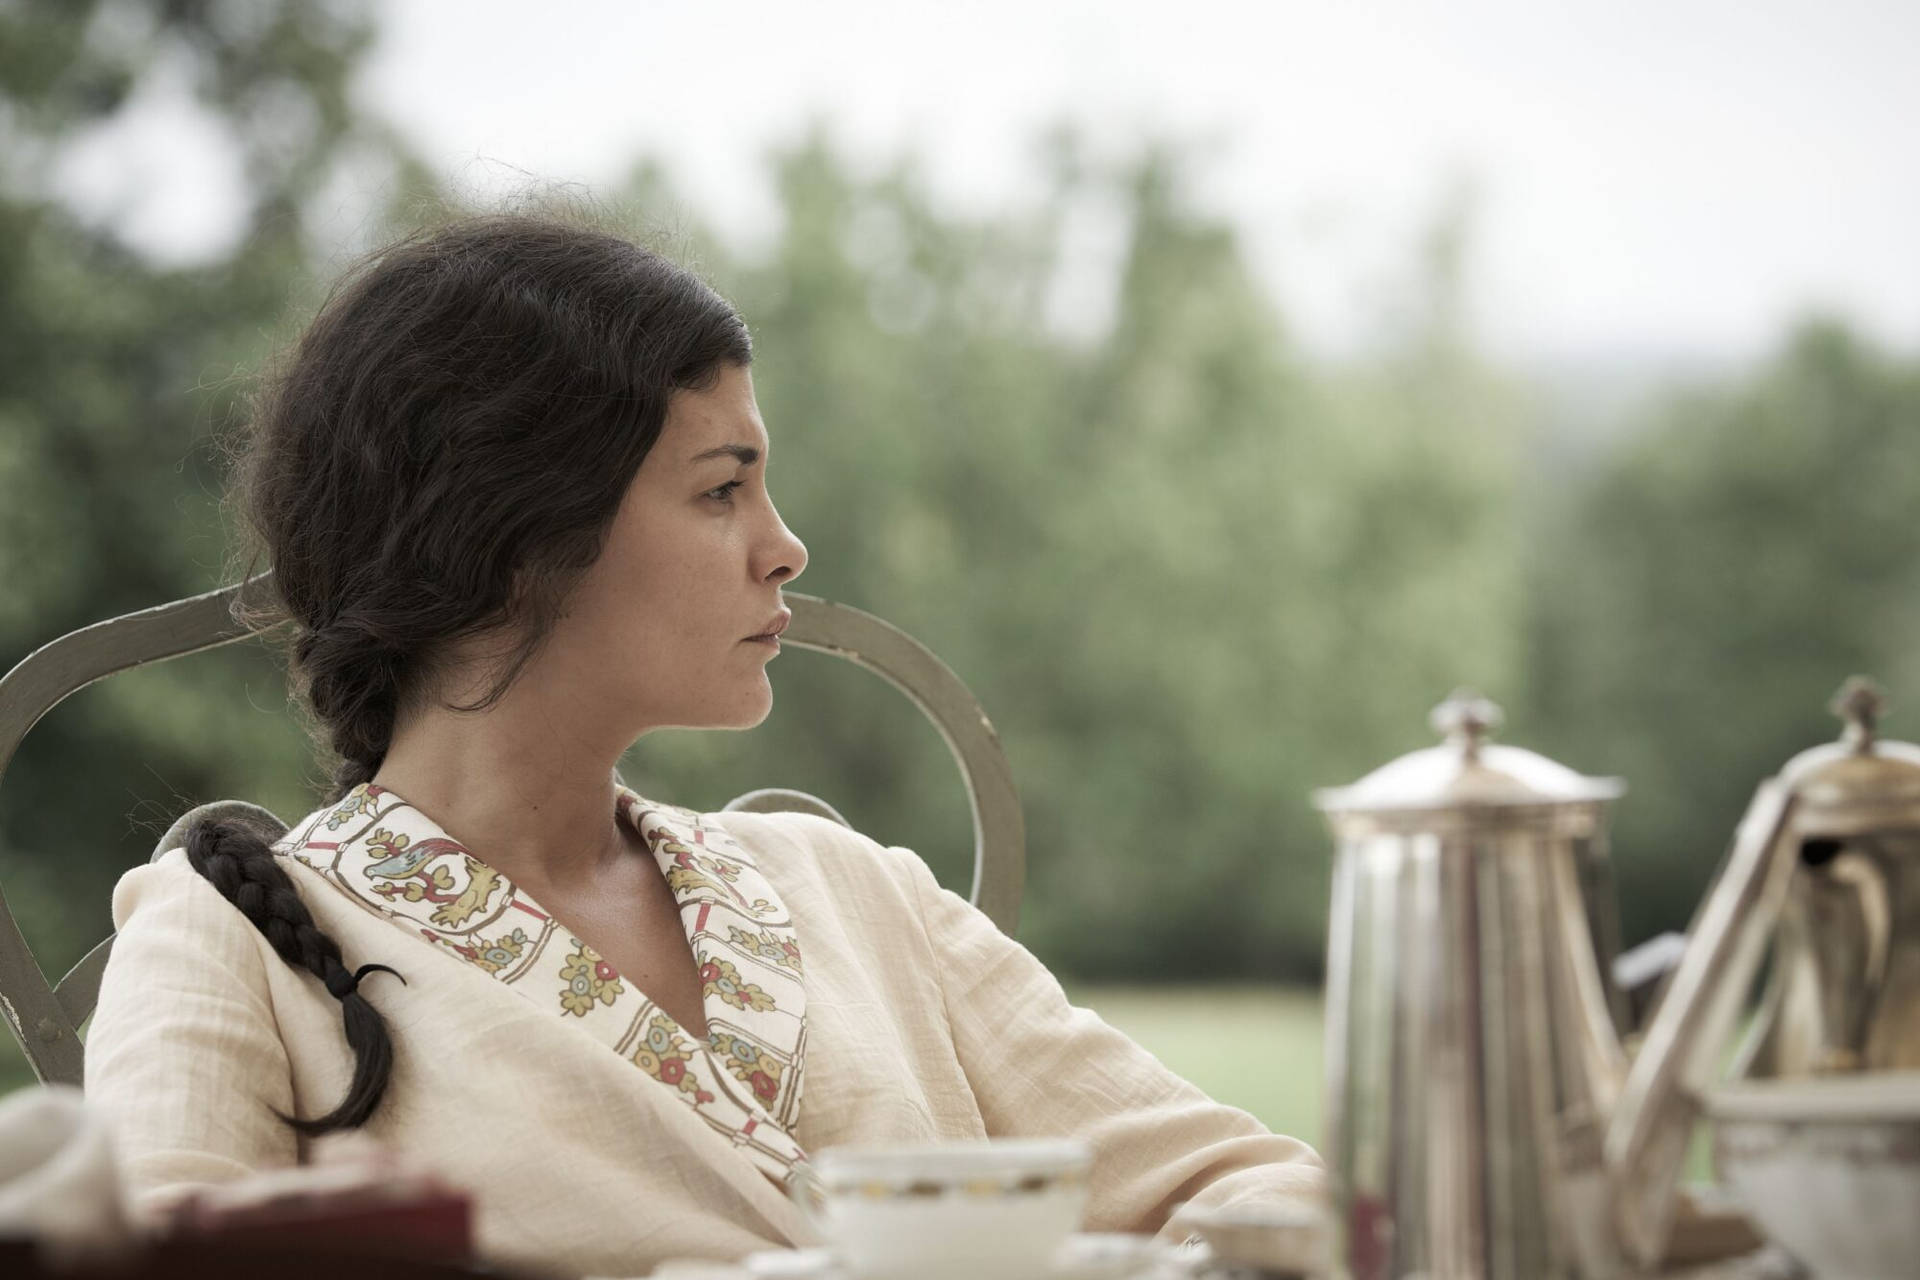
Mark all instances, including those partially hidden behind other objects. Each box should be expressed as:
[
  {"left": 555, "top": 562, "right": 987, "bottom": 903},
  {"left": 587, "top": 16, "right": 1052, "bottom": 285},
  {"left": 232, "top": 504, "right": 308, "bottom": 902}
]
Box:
[{"left": 274, "top": 779, "right": 810, "bottom": 1189}]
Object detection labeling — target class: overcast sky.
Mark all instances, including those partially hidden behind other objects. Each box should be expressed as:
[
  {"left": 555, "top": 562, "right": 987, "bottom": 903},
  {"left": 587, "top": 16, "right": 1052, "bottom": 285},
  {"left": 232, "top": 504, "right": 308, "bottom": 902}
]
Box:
[{"left": 55, "top": 0, "right": 1920, "bottom": 367}]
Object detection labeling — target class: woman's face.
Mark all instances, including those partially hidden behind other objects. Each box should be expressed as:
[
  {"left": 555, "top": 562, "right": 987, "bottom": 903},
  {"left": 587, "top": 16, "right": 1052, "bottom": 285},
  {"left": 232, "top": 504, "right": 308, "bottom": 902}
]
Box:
[{"left": 537, "top": 362, "right": 808, "bottom": 737}]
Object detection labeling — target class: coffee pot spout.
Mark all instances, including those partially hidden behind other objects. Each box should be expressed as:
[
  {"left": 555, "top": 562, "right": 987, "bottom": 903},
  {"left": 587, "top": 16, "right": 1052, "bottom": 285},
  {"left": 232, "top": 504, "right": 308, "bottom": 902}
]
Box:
[{"left": 1603, "top": 677, "right": 1920, "bottom": 1269}]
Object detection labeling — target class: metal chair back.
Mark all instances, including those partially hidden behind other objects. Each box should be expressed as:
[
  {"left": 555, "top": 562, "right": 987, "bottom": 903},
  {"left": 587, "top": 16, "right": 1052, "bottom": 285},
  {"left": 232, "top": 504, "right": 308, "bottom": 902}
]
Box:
[{"left": 0, "top": 573, "right": 1023, "bottom": 1086}]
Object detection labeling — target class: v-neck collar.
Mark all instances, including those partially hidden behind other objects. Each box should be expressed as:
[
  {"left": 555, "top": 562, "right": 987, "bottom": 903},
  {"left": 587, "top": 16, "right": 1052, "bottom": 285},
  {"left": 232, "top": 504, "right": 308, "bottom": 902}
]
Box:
[{"left": 274, "top": 777, "right": 811, "bottom": 1190}]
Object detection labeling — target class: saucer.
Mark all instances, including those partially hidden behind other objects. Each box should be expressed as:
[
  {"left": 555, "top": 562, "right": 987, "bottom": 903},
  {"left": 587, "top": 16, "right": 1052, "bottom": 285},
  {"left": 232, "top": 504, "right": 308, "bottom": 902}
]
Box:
[
  {"left": 741, "top": 1250, "right": 840, "bottom": 1279},
  {"left": 1163, "top": 1201, "right": 1328, "bottom": 1276},
  {"left": 741, "top": 1232, "right": 1174, "bottom": 1279}
]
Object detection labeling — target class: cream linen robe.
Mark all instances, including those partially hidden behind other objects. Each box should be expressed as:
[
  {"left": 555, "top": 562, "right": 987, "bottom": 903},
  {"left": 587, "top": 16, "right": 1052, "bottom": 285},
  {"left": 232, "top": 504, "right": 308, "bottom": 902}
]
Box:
[{"left": 83, "top": 782, "right": 1324, "bottom": 1279}]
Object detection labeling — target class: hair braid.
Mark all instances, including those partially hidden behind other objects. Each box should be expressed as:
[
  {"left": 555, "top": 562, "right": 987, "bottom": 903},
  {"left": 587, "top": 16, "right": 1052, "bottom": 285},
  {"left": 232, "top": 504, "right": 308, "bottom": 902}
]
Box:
[
  {"left": 298, "top": 621, "right": 402, "bottom": 793},
  {"left": 184, "top": 816, "right": 405, "bottom": 1137}
]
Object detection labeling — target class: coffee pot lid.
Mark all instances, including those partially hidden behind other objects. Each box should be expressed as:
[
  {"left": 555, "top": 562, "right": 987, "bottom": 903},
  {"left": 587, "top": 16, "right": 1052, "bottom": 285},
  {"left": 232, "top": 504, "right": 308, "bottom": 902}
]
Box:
[
  {"left": 1314, "top": 690, "right": 1625, "bottom": 816},
  {"left": 1775, "top": 677, "right": 1920, "bottom": 821}
]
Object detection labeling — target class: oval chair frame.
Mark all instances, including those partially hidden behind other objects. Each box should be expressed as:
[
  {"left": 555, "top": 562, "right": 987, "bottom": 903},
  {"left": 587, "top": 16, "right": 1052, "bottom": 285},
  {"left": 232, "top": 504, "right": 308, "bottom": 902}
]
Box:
[{"left": 0, "top": 572, "right": 1024, "bottom": 1087}]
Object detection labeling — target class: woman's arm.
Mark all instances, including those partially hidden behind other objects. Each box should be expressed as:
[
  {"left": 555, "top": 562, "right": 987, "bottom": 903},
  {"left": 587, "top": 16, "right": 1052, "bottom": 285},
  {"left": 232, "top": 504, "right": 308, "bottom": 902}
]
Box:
[
  {"left": 82, "top": 850, "right": 302, "bottom": 1228},
  {"left": 883, "top": 839, "right": 1326, "bottom": 1240}
]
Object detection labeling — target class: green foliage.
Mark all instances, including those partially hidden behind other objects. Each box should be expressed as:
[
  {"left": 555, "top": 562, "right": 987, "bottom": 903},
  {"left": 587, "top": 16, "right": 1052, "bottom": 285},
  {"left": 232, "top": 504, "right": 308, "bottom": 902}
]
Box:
[
  {"left": 1520, "top": 321, "right": 1920, "bottom": 944},
  {"left": 0, "top": 0, "right": 383, "bottom": 977},
  {"left": 3, "top": 2, "right": 1915, "bottom": 1087}
]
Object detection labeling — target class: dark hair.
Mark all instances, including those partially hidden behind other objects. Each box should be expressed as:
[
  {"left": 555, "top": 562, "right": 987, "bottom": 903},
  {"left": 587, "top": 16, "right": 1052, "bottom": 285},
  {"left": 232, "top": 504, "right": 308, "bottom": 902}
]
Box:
[{"left": 184, "top": 210, "right": 753, "bottom": 1134}]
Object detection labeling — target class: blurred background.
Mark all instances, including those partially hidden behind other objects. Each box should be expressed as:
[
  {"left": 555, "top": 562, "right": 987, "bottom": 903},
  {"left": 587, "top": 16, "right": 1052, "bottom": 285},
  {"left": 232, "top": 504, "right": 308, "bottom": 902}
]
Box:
[{"left": 2, "top": 1, "right": 1917, "bottom": 1144}]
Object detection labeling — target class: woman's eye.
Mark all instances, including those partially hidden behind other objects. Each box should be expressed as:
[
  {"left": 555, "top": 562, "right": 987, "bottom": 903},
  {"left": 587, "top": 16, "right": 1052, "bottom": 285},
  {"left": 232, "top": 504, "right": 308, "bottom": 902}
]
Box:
[{"left": 705, "top": 480, "right": 744, "bottom": 504}]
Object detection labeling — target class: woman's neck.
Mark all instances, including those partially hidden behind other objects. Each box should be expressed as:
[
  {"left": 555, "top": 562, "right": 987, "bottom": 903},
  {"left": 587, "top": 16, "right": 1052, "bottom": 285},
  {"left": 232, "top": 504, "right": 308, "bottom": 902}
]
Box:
[{"left": 371, "top": 680, "right": 644, "bottom": 900}]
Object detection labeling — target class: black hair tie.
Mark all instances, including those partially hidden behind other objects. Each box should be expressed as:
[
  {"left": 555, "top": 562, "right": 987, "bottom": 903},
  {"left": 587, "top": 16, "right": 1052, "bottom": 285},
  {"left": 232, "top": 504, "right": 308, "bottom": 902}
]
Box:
[{"left": 325, "top": 962, "right": 407, "bottom": 1000}]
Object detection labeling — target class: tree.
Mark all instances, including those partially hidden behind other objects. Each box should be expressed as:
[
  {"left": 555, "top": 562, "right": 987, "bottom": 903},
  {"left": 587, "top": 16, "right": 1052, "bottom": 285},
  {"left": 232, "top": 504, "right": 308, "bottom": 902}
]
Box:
[
  {"left": 1522, "top": 320, "right": 1920, "bottom": 944},
  {"left": 0, "top": 0, "right": 386, "bottom": 982}
]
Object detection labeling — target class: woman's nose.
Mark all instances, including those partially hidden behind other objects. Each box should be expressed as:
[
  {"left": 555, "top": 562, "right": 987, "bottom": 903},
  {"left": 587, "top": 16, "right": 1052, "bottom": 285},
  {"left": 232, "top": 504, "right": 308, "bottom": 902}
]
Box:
[{"left": 763, "top": 508, "right": 807, "bottom": 584}]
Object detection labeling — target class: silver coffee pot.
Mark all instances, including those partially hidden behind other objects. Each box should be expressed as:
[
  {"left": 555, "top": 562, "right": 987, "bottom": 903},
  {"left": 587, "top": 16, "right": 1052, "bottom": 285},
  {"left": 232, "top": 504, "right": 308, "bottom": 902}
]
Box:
[
  {"left": 1315, "top": 691, "right": 1628, "bottom": 1280},
  {"left": 1314, "top": 679, "right": 1920, "bottom": 1280}
]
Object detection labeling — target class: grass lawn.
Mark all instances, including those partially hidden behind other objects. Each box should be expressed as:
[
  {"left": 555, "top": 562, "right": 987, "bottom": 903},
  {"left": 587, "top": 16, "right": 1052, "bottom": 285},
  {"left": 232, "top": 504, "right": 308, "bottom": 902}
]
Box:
[{"left": 1066, "top": 983, "right": 1327, "bottom": 1151}]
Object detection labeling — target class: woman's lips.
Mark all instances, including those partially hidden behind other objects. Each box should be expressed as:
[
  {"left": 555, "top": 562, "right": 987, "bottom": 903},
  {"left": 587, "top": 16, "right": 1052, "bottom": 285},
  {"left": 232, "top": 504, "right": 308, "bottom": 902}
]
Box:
[{"left": 744, "top": 609, "right": 791, "bottom": 642}]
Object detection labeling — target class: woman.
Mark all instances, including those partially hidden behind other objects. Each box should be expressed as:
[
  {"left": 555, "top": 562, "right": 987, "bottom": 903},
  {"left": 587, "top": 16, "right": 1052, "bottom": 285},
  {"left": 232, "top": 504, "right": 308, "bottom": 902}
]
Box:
[{"left": 82, "top": 212, "right": 1323, "bottom": 1278}]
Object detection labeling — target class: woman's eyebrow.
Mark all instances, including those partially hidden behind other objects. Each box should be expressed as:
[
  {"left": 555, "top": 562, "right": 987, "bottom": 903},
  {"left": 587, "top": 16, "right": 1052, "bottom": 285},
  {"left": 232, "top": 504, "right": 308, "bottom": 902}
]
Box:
[{"left": 687, "top": 444, "right": 761, "bottom": 467}]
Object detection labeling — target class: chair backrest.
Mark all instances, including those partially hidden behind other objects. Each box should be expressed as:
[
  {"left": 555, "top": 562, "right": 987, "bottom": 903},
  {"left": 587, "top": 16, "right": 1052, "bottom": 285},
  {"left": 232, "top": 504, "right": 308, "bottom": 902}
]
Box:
[{"left": 0, "top": 572, "right": 1024, "bottom": 1087}]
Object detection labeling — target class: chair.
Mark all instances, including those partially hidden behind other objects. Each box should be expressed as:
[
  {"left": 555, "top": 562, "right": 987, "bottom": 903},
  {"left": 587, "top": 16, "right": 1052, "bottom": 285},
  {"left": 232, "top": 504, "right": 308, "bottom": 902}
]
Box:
[{"left": 0, "top": 571, "right": 1025, "bottom": 1087}]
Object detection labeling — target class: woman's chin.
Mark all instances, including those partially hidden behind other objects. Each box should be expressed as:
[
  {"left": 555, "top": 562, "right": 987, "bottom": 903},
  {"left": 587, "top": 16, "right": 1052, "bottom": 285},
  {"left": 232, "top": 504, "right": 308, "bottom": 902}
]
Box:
[
  {"left": 719, "top": 684, "right": 776, "bottom": 730},
  {"left": 653, "top": 669, "right": 775, "bottom": 731},
  {"left": 726, "top": 704, "right": 774, "bottom": 730}
]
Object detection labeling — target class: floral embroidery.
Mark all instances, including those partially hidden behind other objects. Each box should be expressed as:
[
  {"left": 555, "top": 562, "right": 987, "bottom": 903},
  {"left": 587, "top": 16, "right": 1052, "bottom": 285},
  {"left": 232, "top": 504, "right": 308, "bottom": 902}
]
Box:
[
  {"left": 362, "top": 832, "right": 490, "bottom": 921},
  {"left": 458, "top": 926, "right": 529, "bottom": 974},
  {"left": 558, "top": 938, "right": 624, "bottom": 1016},
  {"left": 655, "top": 833, "right": 779, "bottom": 919},
  {"left": 279, "top": 780, "right": 810, "bottom": 1192},
  {"left": 363, "top": 828, "right": 432, "bottom": 893},
  {"left": 372, "top": 862, "right": 455, "bottom": 903},
  {"left": 727, "top": 925, "right": 803, "bottom": 975},
  {"left": 661, "top": 840, "right": 735, "bottom": 901},
  {"left": 364, "top": 827, "right": 415, "bottom": 864},
  {"left": 700, "top": 956, "right": 776, "bottom": 1012},
  {"left": 711, "top": 1030, "right": 784, "bottom": 1104},
  {"left": 699, "top": 854, "right": 743, "bottom": 883},
  {"left": 324, "top": 787, "right": 381, "bottom": 830},
  {"left": 632, "top": 1015, "right": 715, "bottom": 1103},
  {"left": 431, "top": 859, "right": 500, "bottom": 929}
]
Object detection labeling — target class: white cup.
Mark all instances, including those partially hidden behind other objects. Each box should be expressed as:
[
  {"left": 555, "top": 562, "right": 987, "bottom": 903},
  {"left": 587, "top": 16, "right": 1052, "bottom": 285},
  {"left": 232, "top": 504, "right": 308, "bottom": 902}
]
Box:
[{"left": 788, "top": 1138, "right": 1092, "bottom": 1280}]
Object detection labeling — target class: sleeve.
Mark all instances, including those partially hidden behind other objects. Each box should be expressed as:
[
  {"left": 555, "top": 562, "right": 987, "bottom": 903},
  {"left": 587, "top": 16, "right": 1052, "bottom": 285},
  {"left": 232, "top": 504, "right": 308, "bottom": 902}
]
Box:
[
  {"left": 881, "top": 839, "right": 1327, "bottom": 1242},
  {"left": 82, "top": 849, "right": 301, "bottom": 1229}
]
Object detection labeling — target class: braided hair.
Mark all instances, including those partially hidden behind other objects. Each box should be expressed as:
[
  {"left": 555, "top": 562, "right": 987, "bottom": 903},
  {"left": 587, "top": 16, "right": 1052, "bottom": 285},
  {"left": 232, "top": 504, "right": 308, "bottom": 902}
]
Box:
[
  {"left": 187, "top": 206, "right": 754, "bottom": 1134},
  {"left": 183, "top": 815, "right": 403, "bottom": 1134}
]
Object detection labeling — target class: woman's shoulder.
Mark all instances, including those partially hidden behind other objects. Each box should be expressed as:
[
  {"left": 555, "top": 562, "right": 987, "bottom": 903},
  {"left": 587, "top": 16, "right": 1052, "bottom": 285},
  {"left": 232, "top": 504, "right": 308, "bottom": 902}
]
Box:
[
  {"left": 706, "top": 805, "right": 886, "bottom": 862},
  {"left": 706, "top": 807, "right": 931, "bottom": 895},
  {"left": 111, "top": 844, "right": 251, "bottom": 934},
  {"left": 98, "top": 846, "right": 287, "bottom": 1025},
  {"left": 108, "top": 802, "right": 365, "bottom": 967}
]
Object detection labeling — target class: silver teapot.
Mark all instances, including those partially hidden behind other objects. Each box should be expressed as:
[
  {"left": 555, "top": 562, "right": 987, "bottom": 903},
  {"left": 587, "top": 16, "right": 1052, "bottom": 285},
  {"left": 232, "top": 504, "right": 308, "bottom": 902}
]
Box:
[
  {"left": 1607, "top": 676, "right": 1920, "bottom": 1268},
  {"left": 1313, "top": 679, "right": 1920, "bottom": 1279}
]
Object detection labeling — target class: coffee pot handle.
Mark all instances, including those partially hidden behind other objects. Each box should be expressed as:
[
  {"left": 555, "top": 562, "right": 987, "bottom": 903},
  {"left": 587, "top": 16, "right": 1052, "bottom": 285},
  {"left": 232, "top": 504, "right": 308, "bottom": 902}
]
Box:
[{"left": 1603, "top": 778, "right": 1799, "bottom": 1269}]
